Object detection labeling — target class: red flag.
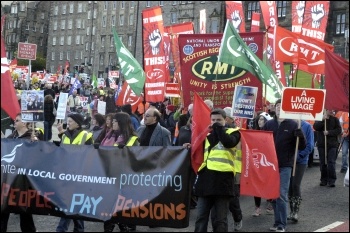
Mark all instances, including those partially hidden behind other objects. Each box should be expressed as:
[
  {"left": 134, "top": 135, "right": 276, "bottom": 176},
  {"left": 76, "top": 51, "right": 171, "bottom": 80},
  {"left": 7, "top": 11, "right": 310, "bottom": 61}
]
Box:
[
  {"left": 1, "top": 16, "right": 21, "bottom": 120},
  {"left": 324, "top": 49, "right": 349, "bottom": 112},
  {"left": 240, "top": 130, "right": 280, "bottom": 199},
  {"left": 116, "top": 81, "right": 142, "bottom": 113},
  {"left": 191, "top": 92, "right": 211, "bottom": 174}
]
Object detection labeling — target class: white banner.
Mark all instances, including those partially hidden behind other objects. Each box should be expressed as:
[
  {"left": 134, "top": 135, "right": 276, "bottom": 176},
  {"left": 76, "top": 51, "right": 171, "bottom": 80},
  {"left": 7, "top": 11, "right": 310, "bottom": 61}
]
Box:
[
  {"left": 56, "top": 93, "right": 69, "bottom": 120},
  {"left": 97, "top": 100, "right": 106, "bottom": 115}
]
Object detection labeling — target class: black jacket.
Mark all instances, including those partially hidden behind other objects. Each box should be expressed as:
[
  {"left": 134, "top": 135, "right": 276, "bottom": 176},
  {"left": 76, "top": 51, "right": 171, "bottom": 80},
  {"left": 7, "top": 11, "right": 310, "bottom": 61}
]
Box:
[
  {"left": 263, "top": 119, "right": 306, "bottom": 168},
  {"left": 313, "top": 116, "right": 342, "bottom": 148}
]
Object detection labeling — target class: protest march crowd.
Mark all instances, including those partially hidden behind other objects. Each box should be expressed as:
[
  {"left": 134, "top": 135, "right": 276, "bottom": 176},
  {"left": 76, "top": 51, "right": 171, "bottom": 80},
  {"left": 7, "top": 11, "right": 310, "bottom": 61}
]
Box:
[{"left": 1, "top": 76, "right": 349, "bottom": 233}]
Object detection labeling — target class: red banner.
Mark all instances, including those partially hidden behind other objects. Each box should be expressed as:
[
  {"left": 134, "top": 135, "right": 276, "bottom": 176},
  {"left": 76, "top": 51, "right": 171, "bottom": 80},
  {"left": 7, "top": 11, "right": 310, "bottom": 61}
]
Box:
[
  {"left": 240, "top": 130, "right": 280, "bottom": 199},
  {"left": 191, "top": 92, "right": 211, "bottom": 174},
  {"left": 260, "top": 1, "right": 286, "bottom": 86},
  {"left": 142, "top": 6, "right": 167, "bottom": 102},
  {"left": 324, "top": 49, "right": 349, "bottom": 112},
  {"left": 292, "top": 1, "right": 305, "bottom": 34},
  {"left": 178, "top": 33, "right": 263, "bottom": 110},
  {"left": 250, "top": 12, "right": 261, "bottom": 32},
  {"left": 225, "top": 1, "right": 246, "bottom": 33},
  {"left": 301, "top": 1, "right": 330, "bottom": 41}
]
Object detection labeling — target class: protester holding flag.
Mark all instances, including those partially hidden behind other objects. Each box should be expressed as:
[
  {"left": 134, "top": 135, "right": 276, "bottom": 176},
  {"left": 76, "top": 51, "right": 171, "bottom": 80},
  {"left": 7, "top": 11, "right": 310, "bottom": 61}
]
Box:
[
  {"left": 263, "top": 99, "right": 306, "bottom": 232},
  {"left": 313, "top": 110, "right": 342, "bottom": 187},
  {"left": 193, "top": 108, "right": 241, "bottom": 232},
  {"left": 55, "top": 113, "right": 93, "bottom": 232},
  {"left": 251, "top": 112, "right": 274, "bottom": 217},
  {"left": 288, "top": 120, "right": 314, "bottom": 223}
]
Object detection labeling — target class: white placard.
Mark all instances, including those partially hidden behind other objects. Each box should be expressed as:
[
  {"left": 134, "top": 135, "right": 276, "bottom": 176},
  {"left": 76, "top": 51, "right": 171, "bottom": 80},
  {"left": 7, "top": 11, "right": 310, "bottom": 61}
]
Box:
[
  {"left": 56, "top": 93, "right": 69, "bottom": 120},
  {"left": 97, "top": 100, "right": 106, "bottom": 115}
]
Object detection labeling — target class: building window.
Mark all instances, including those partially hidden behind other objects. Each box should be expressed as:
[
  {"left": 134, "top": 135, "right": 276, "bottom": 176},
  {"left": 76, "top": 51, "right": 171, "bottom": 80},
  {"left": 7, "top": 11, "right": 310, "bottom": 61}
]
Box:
[
  {"left": 68, "top": 19, "right": 73, "bottom": 29},
  {"left": 26, "top": 24, "right": 29, "bottom": 30},
  {"left": 146, "top": 1, "right": 151, "bottom": 7},
  {"left": 159, "top": 1, "right": 164, "bottom": 6},
  {"left": 247, "top": 2, "right": 260, "bottom": 20},
  {"left": 62, "top": 5, "right": 66, "bottom": 14},
  {"left": 61, "top": 20, "right": 65, "bottom": 30},
  {"left": 113, "top": 1, "right": 117, "bottom": 9},
  {"left": 92, "top": 42, "right": 95, "bottom": 50},
  {"left": 335, "top": 12, "right": 346, "bottom": 35},
  {"left": 130, "top": 1, "right": 135, "bottom": 8},
  {"left": 277, "top": 1, "right": 287, "bottom": 18},
  {"left": 53, "top": 21, "right": 57, "bottom": 30},
  {"left": 54, "top": 6, "right": 58, "bottom": 15},
  {"left": 120, "top": 15, "right": 124, "bottom": 26},
  {"left": 87, "top": 26, "right": 90, "bottom": 35},
  {"left": 99, "top": 54, "right": 104, "bottom": 64},
  {"left": 40, "top": 25, "right": 44, "bottom": 33},
  {"left": 69, "top": 4, "right": 74, "bottom": 13},
  {"left": 94, "top": 9, "right": 97, "bottom": 18},
  {"left": 121, "top": 1, "right": 125, "bottom": 9},
  {"left": 111, "top": 15, "right": 116, "bottom": 26},
  {"left": 76, "top": 35, "right": 81, "bottom": 45},
  {"left": 33, "top": 26, "right": 36, "bottom": 32},
  {"left": 60, "top": 36, "right": 64, "bottom": 45},
  {"left": 75, "top": 51, "right": 79, "bottom": 59},
  {"left": 172, "top": 1, "right": 177, "bottom": 6},
  {"left": 171, "top": 12, "right": 177, "bottom": 23},
  {"left": 20, "top": 2, "right": 26, "bottom": 11},
  {"left": 67, "top": 36, "right": 71, "bottom": 45},
  {"left": 92, "top": 26, "right": 96, "bottom": 35},
  {"left": 41, "top": 13, "right": 45, "bottom": 19},
  {"left": 88, "top": 10, "right": 91, "bottom": 19},
  {"left": 104, "top": 1, "right": 108, "bottom": 10},
  {"left": 129, "top": 14, "right": 134, "bottom": 25},
  {"left": 51, "top": 52, "right": 55, "bottom": 61},
  {"left": 60, "top": 52, "right": 63, "bottom": 60},
  {"left": 102, "top": 16, "right": 107, "bottom": 27},
  {"left": 211, "top": 19, "right": 218, "bottom": 33},
  {"left": 81, "top": 51, "right": 83, "bottom": 60},
  {"left": 86, "top": 42, "right": 89, "bottom": 51},
  {"left": 40, "top": 38, "right": 43, "bottom": 46},
  {"left": 67, "top": 51, "right": 70, "bottom": 61},
  {"left": 76, "top": 19, "right": 82, "bottom": 29},
  {"left": 101, "top": 36, "right": 105, "bottom": 47},
  {"left": 78, "top": 3, "right": 83, "bottom": 13},
  {"left": 110, "top": 36, "right": 114, "bottom": 47},
  {"left": 52, "top": 37, "right": 56, "bottom": 45},
  {"left": 128, "top": 35, "right": 132, "bottom": 46}
]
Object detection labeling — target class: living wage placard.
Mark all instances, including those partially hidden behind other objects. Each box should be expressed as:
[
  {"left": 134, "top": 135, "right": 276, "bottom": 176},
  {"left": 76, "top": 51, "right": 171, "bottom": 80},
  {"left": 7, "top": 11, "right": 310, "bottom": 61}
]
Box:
[
  {"left": 1, "top": 140, "right": 191, "bottom": 228},
  {"left": 280, "top": 87, "right": 326, "bottom": 121}
]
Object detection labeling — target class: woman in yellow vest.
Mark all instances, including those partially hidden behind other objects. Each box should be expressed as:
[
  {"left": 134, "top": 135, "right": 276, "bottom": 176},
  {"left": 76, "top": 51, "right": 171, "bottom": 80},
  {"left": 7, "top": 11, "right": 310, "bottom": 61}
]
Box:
[
  {"left": 103, "top": 112, "right": 139, "bottom": 232},
  {"left": 56, "top": 113, "right": 93, "bottom": 232},
  {"left": 194, "top": 108, "right": 241, "bottom": 232}
]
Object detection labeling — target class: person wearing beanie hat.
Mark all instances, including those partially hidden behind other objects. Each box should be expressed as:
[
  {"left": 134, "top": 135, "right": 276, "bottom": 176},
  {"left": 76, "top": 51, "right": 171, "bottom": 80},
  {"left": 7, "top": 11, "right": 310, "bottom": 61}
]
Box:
[
  {"left": 259, "top": 112, "right": 273, "bottom": 122},
  {"left": 55, "top": 114, "right": 94, "bottom": 232}
]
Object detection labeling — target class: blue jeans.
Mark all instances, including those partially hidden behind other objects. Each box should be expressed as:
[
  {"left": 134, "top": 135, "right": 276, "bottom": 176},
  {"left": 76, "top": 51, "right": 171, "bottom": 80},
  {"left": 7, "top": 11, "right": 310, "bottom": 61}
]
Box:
[
  {"left": 44, "top": 121, "right": 53, "bottom": 141},
  {"left": 318, "top": 147, "right": 337, "bottom": 185},
  {"left": 341, "top": 137, "right": 349, "bottom": 170},
  {"left": 56, "top": 217, "right": 84, "bottom": 232},
  {"left": 272, "top": 167, "right": 292, "bottom": 230},
  {"left": 195, "top": 196, "right": 231, "bottom": 232}
]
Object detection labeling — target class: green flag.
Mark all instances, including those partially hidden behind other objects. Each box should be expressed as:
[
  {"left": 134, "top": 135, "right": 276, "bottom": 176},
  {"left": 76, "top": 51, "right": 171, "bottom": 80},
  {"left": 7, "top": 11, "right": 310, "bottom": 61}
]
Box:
[
  {"left": 112, "top": 27, "right": 145, "bottom": 96},
  {"left": 218, "top": 20, "right": 283, "bottom": 101},
  {"left": 92, "top": 74, "right": 98, "bottom": 89}
]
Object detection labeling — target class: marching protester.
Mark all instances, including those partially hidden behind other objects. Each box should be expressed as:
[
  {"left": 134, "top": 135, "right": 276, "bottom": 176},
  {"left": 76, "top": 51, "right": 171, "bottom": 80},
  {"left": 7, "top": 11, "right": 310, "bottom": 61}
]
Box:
[
  {"left": 67, "top": 90, "right": 81, "bottom": 113},
  {"left": 96, "top": 113, "right": 117, "bottom": 146},
  {"left": 194, "top": 108, "right": 241, "bottom": 232},
  {"left": 55, "top": 113, "right": 93, "bottom": 232},
  {"left": 251, "top": 112, "right": 274, "bottom": 216},
  {"left": 263, "top": 99, "right": 306, "bottom": 232},
  {"left": 288, "top": 120, "right": 314, "bottom": 223},
  {"left": 313, "top": 109, "right": 342, "bottom": 187},
  {"left": 120, "top": 104, "right": 141, "bottom": 131},
  {"left": 1, "top": 113, "right": 39, "bottom": 232},
  {"left": 338, "top": 111, "right": 349, "bottom": 173},
  {"left": 43, "top": 94, "right": 56, "bottom": 141},
  {"left": 89, "top": 113, "right": 105, "bottom": 142}
]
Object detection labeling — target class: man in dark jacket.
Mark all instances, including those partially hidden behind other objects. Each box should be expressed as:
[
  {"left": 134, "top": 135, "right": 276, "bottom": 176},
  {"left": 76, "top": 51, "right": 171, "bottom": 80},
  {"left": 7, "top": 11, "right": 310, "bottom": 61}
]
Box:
[
  {"left": 313, "top": 109, "right": 342, "bottom": 187},
  {"left": 263, "top": 99, "right": 306, "bottom": 232}
]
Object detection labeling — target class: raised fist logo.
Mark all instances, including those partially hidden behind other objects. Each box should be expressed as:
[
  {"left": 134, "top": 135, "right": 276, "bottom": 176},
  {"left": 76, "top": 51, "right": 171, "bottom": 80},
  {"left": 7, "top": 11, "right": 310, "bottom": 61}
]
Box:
[
  {"left": 266, "top": 44, "right": 273, "bottom": 60},
  {"left": 231, "top": 10, "right": 242, "bottom": 32},
  {"left": 311, "top": 4, "right": 325, "bottom": 29},
  {"left": 296, "top": 1, "right": 305, "bottom": 24},
  {"left": 149, "top": 29, "right": 162, "bottom": 55}
]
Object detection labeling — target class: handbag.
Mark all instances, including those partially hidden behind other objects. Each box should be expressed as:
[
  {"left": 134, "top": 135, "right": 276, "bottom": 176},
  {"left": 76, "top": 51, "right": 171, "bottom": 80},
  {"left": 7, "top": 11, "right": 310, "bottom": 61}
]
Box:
[{"left": 52, "top": 100, "right": 57, "bottom": 116}]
